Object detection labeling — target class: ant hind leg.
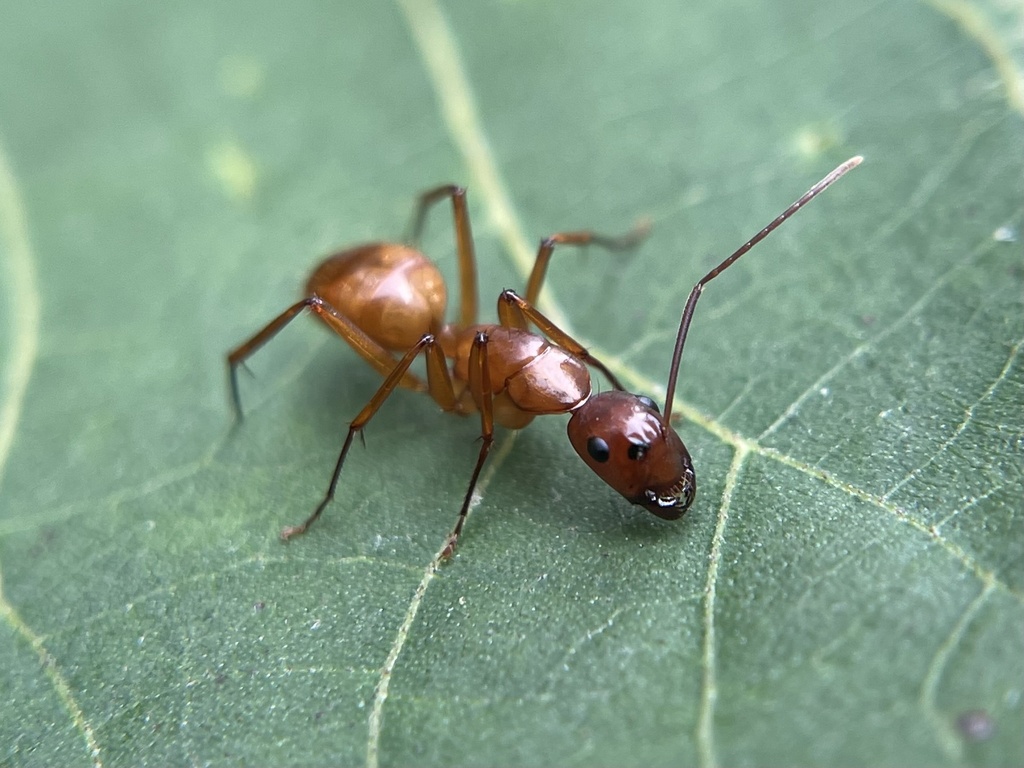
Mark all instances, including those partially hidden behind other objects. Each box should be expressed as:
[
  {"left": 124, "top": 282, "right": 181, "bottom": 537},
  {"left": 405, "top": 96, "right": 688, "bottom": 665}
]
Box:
[
  {"left": 227, "top": 297, "right": 320, "bottom": 421},
  {"left": 226, "top": 295, "right": 427, "bottom": 421},
  {"left": 404, "top": 184, "right": 478, "bottom": 328},
  {"left": 525, "top": 220, "right": 651, "bottom": 306},
  {"left": 282, "top": 332, "right": 456, "bottom": 541}
]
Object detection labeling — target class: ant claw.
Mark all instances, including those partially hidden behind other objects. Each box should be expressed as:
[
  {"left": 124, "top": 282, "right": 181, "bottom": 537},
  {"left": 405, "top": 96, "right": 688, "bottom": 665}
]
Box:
[
  {"left": 280, "top": 524, "right": 306, "bottom": 541},
  {"left": 441, "top": 534, "right": 459, "bottom": 560}
]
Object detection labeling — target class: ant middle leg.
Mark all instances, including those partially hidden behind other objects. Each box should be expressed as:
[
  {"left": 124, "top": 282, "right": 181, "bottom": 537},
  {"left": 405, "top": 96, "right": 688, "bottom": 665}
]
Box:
[
  {"left": 281, "top": 332, "right": 457, "bottom": 541},
  {"left": 497, "top": 289, "right": 625, "bottom": 391},
  {"left": 525, "top": 220, "right": 651, "bottom": 306},
  {"left": 404, "top": 184, "right": 478, "bottom": 328},
  {"left": 443, "top": 330, "right": 495, "bottom": 559}
]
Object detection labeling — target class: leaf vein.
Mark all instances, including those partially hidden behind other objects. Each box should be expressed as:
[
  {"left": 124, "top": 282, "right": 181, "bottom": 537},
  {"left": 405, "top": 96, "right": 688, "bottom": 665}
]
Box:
[
  {"left": 0, "top": 137, "right": 101, "bottom": 766},
  {"left": 540, "top": 607, "right": 626, "bottom": 697},
  {"left": 0, "top": 138, "right": 39, "bottom": 497},
  {"left": 0, "top": 566, "right": 102, "bottom": 767},
  {"left": 918, "top": 581, "right": 995, "bottom": 761},
  {"left": 865, "top": 115, "right": 1004, "bottom": 248},
  {"left": 933, "top": 480, "right": 1008, "bottom": 530},
  {"left": 0, "top": 453, "right": 216, "bottom": 537},
  {"left": 792, "top": 535, "right": 885, "bottom": 614},
  {"left": 920, "top": 0, "right": 1024, "bottom": 116},
  {"left": 758, "top": 212, "right": 1011, "bottom": 443},
  {"left": 44, "top": 553, "right": 422, "bottom": 640},
  {"left": 0, "top": 137, "right": 38, "bottom": 499},
  {"left": 365, "top": 432, "right": 518, "bottom": 768},
  {"left": 757, "top": 443, "right": 1023, "bottom": 600},
  {"left": 882, "top": 337, "right": 1023, "bottom": 503},
  {"left": 697, "top": 446, "right": 748, "bottom": 768}
]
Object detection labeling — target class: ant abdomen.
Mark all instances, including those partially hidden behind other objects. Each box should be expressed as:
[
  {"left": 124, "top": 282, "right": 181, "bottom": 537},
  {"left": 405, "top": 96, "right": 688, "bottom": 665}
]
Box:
[{"left": 306, "top": 243, "right": 448, "bottom": 351}]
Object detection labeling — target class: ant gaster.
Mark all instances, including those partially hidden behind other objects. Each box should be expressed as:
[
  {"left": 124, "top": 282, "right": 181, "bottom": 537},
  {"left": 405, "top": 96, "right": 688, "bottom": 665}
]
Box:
[{"left": 228, "top": 157, "right": 862, "bottom": 557}]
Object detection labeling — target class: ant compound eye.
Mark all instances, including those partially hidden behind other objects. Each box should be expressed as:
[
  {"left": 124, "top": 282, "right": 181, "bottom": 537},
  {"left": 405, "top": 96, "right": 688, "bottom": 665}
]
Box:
[
  {"left": 587, "top": 436, "right": 611, "bottom": 463},
  {"left": 627, "top": 441, "right": 650, "bottom": 461},
  {"left": 637, "top": 396, "right": 660, "bottom": 413}
]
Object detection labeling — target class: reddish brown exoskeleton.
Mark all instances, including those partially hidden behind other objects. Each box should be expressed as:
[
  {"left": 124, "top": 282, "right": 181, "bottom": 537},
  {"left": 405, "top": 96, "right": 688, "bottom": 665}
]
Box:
[{"left": 228, "top": 157, "right": 862, "bottom": 557}]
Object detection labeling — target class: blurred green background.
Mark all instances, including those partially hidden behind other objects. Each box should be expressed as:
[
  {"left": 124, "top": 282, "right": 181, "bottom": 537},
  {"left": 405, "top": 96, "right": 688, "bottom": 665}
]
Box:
[{"left": 1, "top": 0, "right": 1021, "bottom": 765}]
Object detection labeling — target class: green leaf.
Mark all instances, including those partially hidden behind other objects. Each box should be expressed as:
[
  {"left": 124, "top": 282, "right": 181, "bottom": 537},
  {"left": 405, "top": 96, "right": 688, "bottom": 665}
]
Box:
[{"left": 1, "top": 0, "right": 1021, "bottom": 766}]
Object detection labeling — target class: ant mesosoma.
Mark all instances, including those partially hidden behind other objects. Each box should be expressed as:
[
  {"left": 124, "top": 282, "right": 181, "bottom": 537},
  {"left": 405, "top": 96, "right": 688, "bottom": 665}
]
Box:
[{"left": 228, "top": 156, "right": 861, "bottom": 558}]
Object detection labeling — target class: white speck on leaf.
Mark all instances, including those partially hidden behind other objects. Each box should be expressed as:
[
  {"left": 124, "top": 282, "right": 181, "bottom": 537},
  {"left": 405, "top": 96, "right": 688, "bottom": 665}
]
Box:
[{"left": 993, "top": 225, "right": 1017, "bottom": 242}]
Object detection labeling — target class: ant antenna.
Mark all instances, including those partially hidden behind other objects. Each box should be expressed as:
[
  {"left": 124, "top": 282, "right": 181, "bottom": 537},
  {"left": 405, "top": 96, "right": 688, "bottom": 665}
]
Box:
[{"left": 662, "top": 156, "right": 863, "bottom": 423}]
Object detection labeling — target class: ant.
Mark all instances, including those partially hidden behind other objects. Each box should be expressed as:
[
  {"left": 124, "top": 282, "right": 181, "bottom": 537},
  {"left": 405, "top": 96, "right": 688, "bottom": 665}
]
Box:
[{"left": 228, "top": 156, "right": 862, "bottom": 558}]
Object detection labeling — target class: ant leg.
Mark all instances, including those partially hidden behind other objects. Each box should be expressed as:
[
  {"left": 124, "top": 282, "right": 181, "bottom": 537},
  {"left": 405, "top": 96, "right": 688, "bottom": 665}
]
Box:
[
  {"left": 443, "top": 330, "right": 495, "bottom": 559},
  {"left": 525, "top": 221, "right": 650, "bottom": 306},
  {"left": 226, "top": 296, "right": 426, "bottom": 421},
  {"left": 307, "top": 298, "right": 426, "bottom": 390},
  {"left": 281, "top": 332, "right": 457, "bottom": 541},
  {"left": 228, "top": 297, "right": 321, "bottom": 421},
  {"left": 404, "top": 184, "right": 478, "bottom": 327},
  {"left": 497, "top": 289, "right": 625, "bottom": 391}
]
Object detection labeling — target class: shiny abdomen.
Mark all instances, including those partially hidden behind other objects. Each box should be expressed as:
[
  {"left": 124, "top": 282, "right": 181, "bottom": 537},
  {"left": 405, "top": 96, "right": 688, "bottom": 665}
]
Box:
[{"left": 306, "top": 243, "right": 448, "bottom": 352}]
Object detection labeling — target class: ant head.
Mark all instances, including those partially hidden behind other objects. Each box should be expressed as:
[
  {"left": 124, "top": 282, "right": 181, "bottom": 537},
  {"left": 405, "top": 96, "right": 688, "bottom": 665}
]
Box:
[{"left": 567, "top": 391, "right": 695, "bottom": 519}]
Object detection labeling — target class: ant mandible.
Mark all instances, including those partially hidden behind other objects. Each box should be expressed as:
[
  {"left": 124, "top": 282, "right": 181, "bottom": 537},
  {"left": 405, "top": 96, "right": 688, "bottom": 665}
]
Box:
[{"left": 228, "top": 156, "right": 862, "bottom": 558}]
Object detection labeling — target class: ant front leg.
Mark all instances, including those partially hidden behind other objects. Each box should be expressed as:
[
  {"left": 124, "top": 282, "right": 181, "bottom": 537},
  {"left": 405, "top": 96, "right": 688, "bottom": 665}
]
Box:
[
  {"left": 281, "top": 332, "right": 457, "bottom": 541},
  {"left": 404, "top": 184, "right": 479, "bottom": 328},
  {"left": 443, "top": 330, "right": 495, "bottom": 559},
  {"left": 497, "top": 289, "right": 626, "bottom": 391},
  {"left": 525, "top": 221, "right": 650, "bottom": 306}
]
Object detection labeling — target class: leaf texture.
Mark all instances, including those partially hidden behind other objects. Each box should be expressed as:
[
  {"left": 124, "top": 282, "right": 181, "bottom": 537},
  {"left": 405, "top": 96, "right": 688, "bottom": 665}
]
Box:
[{"left": 0, "top": 0, "right": 1021, "bottom": 765}]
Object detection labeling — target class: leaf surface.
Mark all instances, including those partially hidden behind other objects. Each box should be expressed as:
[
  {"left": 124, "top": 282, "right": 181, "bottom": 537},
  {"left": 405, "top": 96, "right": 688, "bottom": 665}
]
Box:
[{"left": 0, "top": 0, "right": 1021, "bottom": 765}]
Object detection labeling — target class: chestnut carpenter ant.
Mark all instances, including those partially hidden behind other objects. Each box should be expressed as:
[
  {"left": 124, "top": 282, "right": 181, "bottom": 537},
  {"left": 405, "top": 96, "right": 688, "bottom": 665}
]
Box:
[{"left": 228, "top": 156, "right": 862, "bottom": 557}]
